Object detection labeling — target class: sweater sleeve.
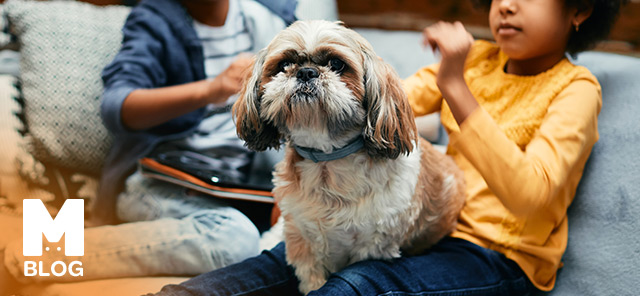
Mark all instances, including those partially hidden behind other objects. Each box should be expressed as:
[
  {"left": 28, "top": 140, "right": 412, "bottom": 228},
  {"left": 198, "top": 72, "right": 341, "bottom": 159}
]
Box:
[
  {"left": 100, "top": 9, "right": 169, "bottom": 135},
  {"left": 403, "top": 41, "right": 498, "bottom": 117},
  {"left": 403, "top": 63, "right": 443, "bottom": 117},
  {"left": 449, "top": 78, "right": 601, "bottom": 217}
]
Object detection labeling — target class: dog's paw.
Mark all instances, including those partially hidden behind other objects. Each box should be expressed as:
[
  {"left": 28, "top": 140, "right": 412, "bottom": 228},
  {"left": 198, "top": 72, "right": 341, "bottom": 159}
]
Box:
[
  {"left": 298, "top": 276, "right": 327, "bottom": 295},
  {"left": 382, "top": 247, "right": 402, "bottom": 259},
  {"left": 373, "top": 244, "right": 402, "bottom": 260},
  {"left": 350, "top": 243, "right": 401, "bottom": 265}
]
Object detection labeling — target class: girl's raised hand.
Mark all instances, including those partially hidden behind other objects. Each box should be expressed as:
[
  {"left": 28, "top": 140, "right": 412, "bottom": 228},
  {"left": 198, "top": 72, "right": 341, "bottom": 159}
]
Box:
[
  {"left": 423, "top": 21, "right": 478, "bottom": 125},
  {"left": 423, "top": 21, "right": 474, "bottom": 86}
]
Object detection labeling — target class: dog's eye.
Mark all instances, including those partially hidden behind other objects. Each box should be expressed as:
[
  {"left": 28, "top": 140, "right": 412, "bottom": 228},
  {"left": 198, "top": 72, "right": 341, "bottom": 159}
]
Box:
[
  {"left": 329, "top": 58, "right": 346, "bottom": 74},
  {"left": 278, "top": 60, "right": 292, "bottom": 72}
]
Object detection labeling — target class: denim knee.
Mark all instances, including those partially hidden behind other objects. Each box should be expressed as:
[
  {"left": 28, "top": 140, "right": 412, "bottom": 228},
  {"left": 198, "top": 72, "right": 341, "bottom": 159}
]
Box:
[
  {"left": 116, "top": 173, "right": 175, "bottom": 222},
  {"left": 188, "top": 208, "right": 261, "bottom": 269}
]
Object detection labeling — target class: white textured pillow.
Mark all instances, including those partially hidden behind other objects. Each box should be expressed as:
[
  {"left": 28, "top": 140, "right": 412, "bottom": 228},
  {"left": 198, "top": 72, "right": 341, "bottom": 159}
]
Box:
[
  {"left": 4, "top": 0, "right": 130, "bottom": 174},
  {"left": 0, "top": 75, "right": 54, "bottom": 205},
  {"left": 0, "top": 5, "right": 11, "bottom": 48}
]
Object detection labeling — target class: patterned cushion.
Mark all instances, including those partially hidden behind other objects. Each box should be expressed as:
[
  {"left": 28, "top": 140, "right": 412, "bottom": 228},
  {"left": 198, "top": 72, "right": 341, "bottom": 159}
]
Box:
[
  {"left": 0, "top": 75, "right": 45, "bottom": 202},
  {"left": 0, "top": 5, "right": 12, "bottom": 49},
  {"left": 4, "top": 0, "right": 130, "bottom": 175},
  {"left": 0, "top": 73, "right": 100, "bottom": 215}
]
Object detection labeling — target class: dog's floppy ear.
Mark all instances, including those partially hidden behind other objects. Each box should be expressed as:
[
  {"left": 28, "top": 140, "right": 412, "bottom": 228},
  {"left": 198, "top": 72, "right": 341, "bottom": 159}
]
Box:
[
  {"left": 361, "top": 48, "right": 417, "bottom": 159},
  {"left": 233, "top": 49, "right": 282, "bottom": 151}
]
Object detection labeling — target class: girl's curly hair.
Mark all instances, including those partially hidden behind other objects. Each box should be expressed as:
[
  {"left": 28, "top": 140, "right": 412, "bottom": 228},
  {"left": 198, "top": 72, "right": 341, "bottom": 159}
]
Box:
[{"left": 471, "top": 0, "right": 629, "bottom": 56}]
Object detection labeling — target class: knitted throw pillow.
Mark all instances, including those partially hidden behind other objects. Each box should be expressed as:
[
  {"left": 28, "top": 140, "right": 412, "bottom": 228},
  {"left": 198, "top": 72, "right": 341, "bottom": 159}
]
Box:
[
  {"left": 0, "top": 5, "right": 12, "bottom": 49},
  {"left": 4, "top": 0, "right": 130, "bottom": 175}
]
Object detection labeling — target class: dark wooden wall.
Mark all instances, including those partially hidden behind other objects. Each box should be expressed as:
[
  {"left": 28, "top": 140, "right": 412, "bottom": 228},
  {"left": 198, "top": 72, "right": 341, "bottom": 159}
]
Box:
[
  {"left": 0, "top": 0, "right": 126, "bottom": 5},
  {"left": 2, "top": 0, "right": 637, "bottom": 54},
  {"left": 337, "top": 0, "right": 640, "bottom": 55}
]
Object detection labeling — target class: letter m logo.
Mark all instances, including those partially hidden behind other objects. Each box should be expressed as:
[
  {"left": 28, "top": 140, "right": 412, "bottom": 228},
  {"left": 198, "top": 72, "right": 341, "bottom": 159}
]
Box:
[{"left": 23, "top": 199, "right": 84, "bottom": 256}]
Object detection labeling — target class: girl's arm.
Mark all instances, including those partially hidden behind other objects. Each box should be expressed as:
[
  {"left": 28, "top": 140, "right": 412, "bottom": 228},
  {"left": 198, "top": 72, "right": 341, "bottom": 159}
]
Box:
[
  {"left": 423, "top": 21, "right": 478, "bottom": 124},
  {"left": 450, "top": 80, "right": 600, "bottom": 217},
  {"left": 424, "top": 21, "right": 601, "bottom": 217}
]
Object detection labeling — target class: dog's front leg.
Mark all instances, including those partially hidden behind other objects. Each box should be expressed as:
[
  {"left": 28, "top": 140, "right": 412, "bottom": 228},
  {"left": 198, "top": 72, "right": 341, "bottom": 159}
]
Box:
[
  {"left": 284, "top": 219, "right": 329, "bottom": 294},
  {"left": 349, "top": 230, "right": 402, "bottom": 265}
]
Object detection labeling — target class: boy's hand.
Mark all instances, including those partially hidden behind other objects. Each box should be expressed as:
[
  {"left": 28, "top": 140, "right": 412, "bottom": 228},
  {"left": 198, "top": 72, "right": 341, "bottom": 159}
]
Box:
[
  {"left": 205, "top": 53, "right": 254, "bottom": 104},
  {"left": 423, "top": 21, "right": 474, "bottom": 88}
]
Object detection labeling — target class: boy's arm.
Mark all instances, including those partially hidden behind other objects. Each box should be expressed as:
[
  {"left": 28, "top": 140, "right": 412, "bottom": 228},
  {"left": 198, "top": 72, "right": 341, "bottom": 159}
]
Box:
[
  {"left": 450, "top": 79, "right": 601, "bottom": 217},
  {"left": 120, "top": 56, "right": 251, "bottom": 131},
  {"left": 100, "top": 10, "right": 168, "bottom": 135},
  {"left": 100, "top": 10, "right": 250, "bottom": 133}
]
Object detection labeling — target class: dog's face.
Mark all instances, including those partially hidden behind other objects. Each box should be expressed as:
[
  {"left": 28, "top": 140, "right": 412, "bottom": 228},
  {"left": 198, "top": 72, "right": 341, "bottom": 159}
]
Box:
[{"left": 234, "top": 20, "right": 417, "bottom": 159}]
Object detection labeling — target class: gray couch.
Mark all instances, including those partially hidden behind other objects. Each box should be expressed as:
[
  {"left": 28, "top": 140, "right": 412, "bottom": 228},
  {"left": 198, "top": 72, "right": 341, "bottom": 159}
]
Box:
[{"left": 1, "top": 2, "right": 638, "bottom": 295}]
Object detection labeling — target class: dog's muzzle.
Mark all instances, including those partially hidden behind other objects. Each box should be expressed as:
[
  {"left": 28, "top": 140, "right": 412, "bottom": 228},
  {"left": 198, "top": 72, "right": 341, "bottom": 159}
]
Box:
[
  {"left": 297, "top": 67, "right": 319, "bottom": 82},
  {"left": 292, "top": 67, "right": 321, "bottom": 102}
]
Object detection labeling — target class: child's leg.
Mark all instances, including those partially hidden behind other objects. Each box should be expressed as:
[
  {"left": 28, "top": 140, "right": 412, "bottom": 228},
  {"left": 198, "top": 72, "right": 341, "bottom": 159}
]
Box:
[
  {"left": 152, "top": 242, "right": 302, "bottom": 296},
  {"left": 115, "top": 172, "right": 234, "bottom": 222},
  {"left": 150, "top": 238, "right": 536, "bottom": 296},
  {"left": 310, "top": 237, "right": 536, "bottom": 296},
  {"left": 3, "top": 172, "right": 261, "bottom": 283},
  {"left": 116, "top": 172, "right": 273, "bottom": 232},
  {"left": 0, "top": 213, "right": 22, "bottom": 295}
]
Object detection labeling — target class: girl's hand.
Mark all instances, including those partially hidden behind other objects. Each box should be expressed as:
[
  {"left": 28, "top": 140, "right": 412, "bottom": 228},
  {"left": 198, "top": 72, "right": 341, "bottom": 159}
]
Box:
[
  {"left": 423, "top": 22, "right": 478, "bottom": 125},
  {"left": 423, "top": 21, "right": 474, "bottom": 89},
  {"left": 204, "top": 53, "right": 254, "bottom": 104}
]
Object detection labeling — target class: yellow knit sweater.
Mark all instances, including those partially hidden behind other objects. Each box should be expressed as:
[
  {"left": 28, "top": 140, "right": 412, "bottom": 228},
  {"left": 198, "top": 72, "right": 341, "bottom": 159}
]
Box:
[{"left": 404, "top": 40, "right": 601, "bottom": 291}]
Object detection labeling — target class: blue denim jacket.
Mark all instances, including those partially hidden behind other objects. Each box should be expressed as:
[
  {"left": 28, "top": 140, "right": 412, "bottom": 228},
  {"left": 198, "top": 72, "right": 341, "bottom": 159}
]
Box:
[{"left": 95, "top": 0, "right": 290, "bottom": 223}]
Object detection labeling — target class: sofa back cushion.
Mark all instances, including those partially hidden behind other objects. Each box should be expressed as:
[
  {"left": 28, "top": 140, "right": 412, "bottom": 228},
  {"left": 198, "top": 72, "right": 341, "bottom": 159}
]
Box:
[
  {"left": 548, "top": 52, "right": 640, "bottom": 295},
  {"left": 4, "top": 0, "right": 130, "bottom": 175}
]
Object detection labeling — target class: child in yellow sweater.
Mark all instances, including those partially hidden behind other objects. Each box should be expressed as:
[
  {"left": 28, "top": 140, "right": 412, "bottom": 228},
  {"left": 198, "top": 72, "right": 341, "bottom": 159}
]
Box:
[
  {"left": 404, "top": 0, "right": 629, "bottom": 292},
  {"left": 150, "top": 0, "right": 628, "bottom": 295}
]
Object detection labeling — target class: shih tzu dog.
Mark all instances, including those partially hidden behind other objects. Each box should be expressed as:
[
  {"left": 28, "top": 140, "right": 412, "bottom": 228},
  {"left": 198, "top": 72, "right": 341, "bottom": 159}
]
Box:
[{"left": 234, "top": 20, "right": 466, "bottom": 294}]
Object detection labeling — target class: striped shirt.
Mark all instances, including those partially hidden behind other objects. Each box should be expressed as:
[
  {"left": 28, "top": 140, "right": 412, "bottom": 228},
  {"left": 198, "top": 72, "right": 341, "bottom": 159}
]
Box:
[
  {"left": 166, "top": 0, "right": 254, "bottom": 175},
  {"left": 193, "top": 0, "right": 253, "bottom": 79}
]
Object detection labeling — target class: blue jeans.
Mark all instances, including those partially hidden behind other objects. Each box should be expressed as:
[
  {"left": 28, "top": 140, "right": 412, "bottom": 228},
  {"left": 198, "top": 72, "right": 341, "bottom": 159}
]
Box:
[
  {"left": 4, "top": 172, "right": 261, "bottom": 282},
  {"left": 152, "top": 237, "right": 537, "bottom": 295}
]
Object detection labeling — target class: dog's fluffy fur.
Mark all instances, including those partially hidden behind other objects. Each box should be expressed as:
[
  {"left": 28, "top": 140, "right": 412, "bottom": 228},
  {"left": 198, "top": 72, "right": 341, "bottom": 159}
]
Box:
[{"left": 234, "top": 20, "right": 466, "bottom": 294}]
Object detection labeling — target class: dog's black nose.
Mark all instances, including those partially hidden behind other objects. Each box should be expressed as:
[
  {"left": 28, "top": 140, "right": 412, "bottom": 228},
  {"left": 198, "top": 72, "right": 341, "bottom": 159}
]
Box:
[{"left": 296, "top": 67, "right": 319, "bottom": 82}]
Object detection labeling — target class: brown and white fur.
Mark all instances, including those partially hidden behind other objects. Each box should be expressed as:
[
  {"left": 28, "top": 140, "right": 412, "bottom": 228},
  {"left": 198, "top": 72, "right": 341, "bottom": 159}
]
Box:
[{"left": 233, "top": 20, "right": 466, "bottom": 294}]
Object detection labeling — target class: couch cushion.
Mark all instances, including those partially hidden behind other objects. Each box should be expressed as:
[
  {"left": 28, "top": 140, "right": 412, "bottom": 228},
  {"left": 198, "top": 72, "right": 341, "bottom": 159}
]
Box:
[
  {"left": 0, "top": 4, "right": 13, "bottom": 50},
  {"left": 0, "top": 75, "right": 58, "bottom": 207},
  {"left": 4, "top": 0, "right": 130, "bottom": 175},
  {"left": 545, "top": 52, "right": 640, "bottom": 295}
]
